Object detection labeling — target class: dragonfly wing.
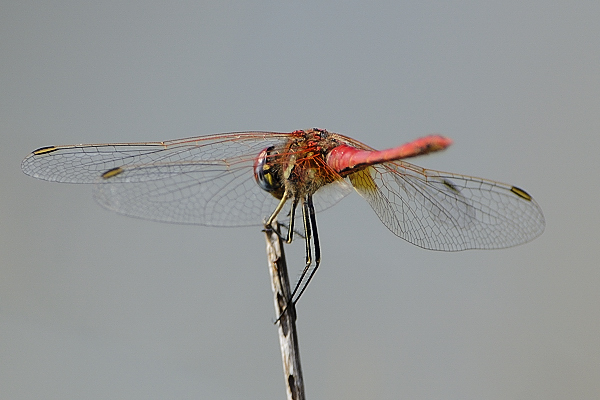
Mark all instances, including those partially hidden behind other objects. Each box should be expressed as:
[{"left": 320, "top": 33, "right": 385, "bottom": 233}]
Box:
[
  {"left": 311, "top": 177, "right": 353, "bottom": 213},
  {"left": 21, "top": 133, "right": 294, "bottom": 226},
  {"left": 93, "top": 159, "right": 283, "bottom": 226},
  {"left": 21, "top": 143, "right": 165, "bottom": 183},
  {"left": 348, "top": 162, "right": 545, "bottom": 251},
  {"left": 20, "top": 132, "right": 290, "bottom": 183}
]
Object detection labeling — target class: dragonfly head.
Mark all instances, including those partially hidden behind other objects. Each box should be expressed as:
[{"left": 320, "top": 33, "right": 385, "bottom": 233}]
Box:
[{"left": 254, "top": 146, "right": 285, "bottom": 199}]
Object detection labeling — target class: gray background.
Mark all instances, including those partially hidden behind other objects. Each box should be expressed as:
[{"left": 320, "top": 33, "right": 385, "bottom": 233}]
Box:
[{"left": 2, "top": 2, "right": 598, "bottom": 399}]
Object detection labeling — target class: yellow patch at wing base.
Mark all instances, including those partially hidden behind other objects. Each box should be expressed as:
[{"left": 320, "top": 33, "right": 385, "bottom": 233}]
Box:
[{"left": 349, "top": 167, "right": 377, "bottom": 193}]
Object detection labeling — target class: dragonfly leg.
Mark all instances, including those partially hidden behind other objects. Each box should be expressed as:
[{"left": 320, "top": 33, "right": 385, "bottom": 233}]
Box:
[
  {"left": 276, "top": 222, "right": 305, "bottom": 239},
  {"left": 292, "top": 195, "right": 321, "bottom": 303},
  {"left": 265, "top": 191, "right": 289, "bottom": 227},
  {"left": 288, "top": 194, "right": 324, "bottom": 304},
  {"left": 308, "top": 195, "right": 320, "bottom": 268},
  {"left": 288, "top": 198, "right": 312, "bottom": 301},
  {"left": 275, "top": 197, "right": 312, "bottom": 323},
  {"left": 286, "top": 197, "right": 298, "bottom": 244},
  {"left": 301, "top": 198, "right": 313, "bottom": 269},
  {"left": 265, "top": 191, "right": 292, "bottom": 241}
]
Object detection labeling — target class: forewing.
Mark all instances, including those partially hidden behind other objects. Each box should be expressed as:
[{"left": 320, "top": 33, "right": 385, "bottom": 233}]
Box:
[
  {"left": 22, "top": 133, "right": 292, "bottom": 226},
  {"left": 21, "top": 132, "right": 352, "bottom": 226},
  {"left": 348, "top": 162, "right": 545, "bottom": 251},
  {"left": 21, "top": 132, "right": 289, "bottom": 183}
]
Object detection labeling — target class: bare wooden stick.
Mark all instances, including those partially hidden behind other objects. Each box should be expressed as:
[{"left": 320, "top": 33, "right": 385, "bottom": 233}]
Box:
[{"left": 264, "top": 221, "right": 305, "bottom": 400}]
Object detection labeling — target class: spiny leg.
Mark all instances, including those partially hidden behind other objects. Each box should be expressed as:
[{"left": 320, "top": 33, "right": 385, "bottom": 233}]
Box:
[
  {"left": 275, "top": 195, "right": 322, "bottom": 321},
  {"left": 276, "top": 222, "right": 305, "bottom": 240},
  {"left": 302, "top": 198, "right": 313, "bottom": 269},
  {"left": 288, "top": 197, "right": 313, "bottom": 302},
  {"left": 292, "top": 195, "right": 321, "bottom": 303},
  {"left": 274, "top": 196, "right": 307, "bottom": 323},
  {"left": 266, "top": 191, "right": 289, "bottom": 227},
  {"left": 308, "top": 194, "right": 320, "bottom": 269},
  {"left": 286, "top": 197, "right": 299, "bottom": 244},
  {"left": 265, "top": 191, "right": 293, "bottom": 242}
]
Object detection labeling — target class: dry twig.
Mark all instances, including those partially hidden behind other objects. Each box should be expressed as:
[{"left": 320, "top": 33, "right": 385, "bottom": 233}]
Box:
[{"left": 264, "top": 221, "right": 305, "bottom": 400}]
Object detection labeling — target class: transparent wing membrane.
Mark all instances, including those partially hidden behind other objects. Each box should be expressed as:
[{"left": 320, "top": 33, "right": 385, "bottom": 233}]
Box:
[
  {"left": 21, "top": 133, "right": 289, "bottom": 183},
  {"left": 349, "top": 162, "right": 545, "bottom": 251},
  {"left": 93, "top": 160, "right": 279, "bottom": 226}
]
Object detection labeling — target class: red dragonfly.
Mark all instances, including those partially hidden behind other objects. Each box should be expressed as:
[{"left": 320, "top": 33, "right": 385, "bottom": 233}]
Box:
[{"left": 21, "top": 128, "right": 545, "bottom": 303}]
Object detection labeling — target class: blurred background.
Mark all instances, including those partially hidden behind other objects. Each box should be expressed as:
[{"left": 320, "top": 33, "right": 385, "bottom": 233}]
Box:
[{"left": 2, "top": 2, "right": 598, "bottom": 399}]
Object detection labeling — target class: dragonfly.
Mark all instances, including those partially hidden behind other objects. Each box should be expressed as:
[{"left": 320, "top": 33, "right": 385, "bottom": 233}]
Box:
[{"left": 21, "top": 128, "right": 545, "bottom": 304}]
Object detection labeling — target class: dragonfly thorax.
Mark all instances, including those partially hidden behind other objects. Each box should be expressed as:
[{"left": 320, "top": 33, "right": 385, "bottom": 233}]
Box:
[{"left": 253, "top": 129, "right": 341, "bottom": 201}]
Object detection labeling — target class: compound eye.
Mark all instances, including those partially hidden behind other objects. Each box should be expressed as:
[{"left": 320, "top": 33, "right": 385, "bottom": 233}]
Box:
[{"left": 253, "top": 146, "right": 282, "bottom": 194}]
